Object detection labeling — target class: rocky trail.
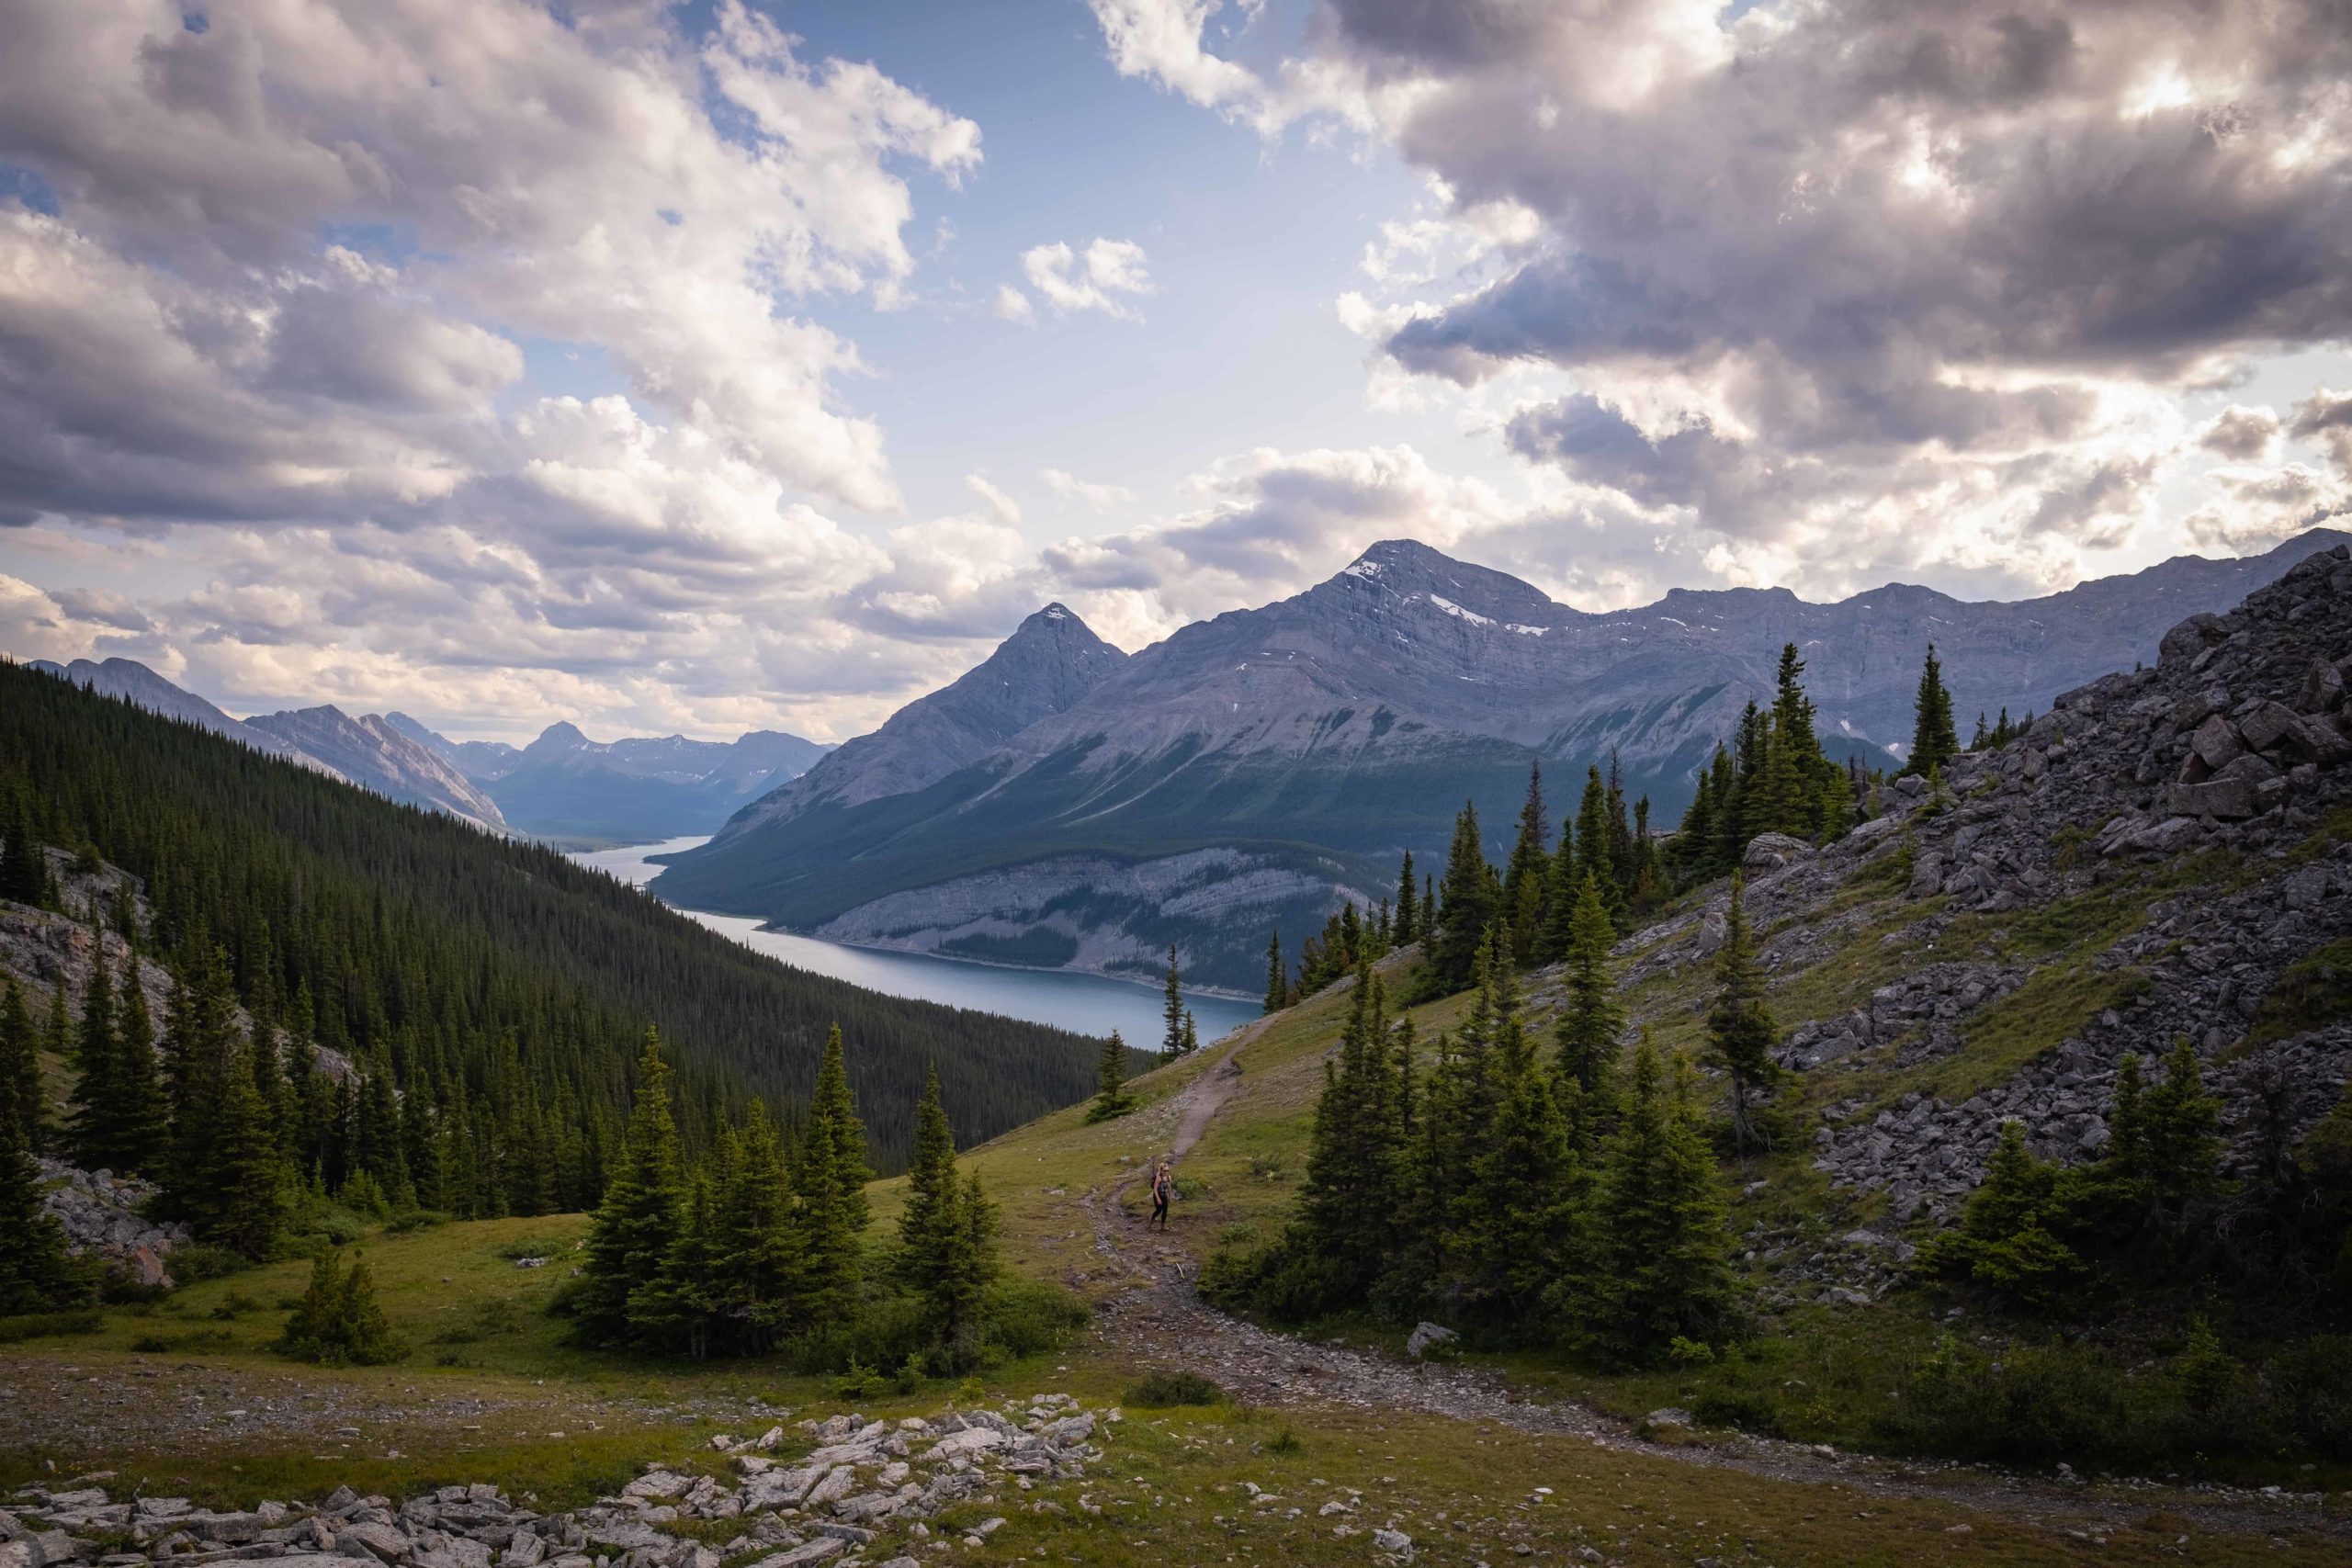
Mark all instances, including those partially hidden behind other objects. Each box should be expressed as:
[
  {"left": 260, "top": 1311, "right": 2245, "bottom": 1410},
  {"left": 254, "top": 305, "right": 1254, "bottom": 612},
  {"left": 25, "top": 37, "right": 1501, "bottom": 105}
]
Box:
[{"left": 1075, "top": 1040, "right": 2349, "bottom": 1546}]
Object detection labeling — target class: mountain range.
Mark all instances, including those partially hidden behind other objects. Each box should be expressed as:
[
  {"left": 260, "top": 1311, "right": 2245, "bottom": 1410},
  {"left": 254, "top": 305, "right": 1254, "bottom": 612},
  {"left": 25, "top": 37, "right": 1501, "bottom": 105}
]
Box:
[
  {"left": 22, "top": 659, "right": 827, "bottom": 843},
  {"left": 652, "top": 527, "right": 2351, "bottom": 991}
]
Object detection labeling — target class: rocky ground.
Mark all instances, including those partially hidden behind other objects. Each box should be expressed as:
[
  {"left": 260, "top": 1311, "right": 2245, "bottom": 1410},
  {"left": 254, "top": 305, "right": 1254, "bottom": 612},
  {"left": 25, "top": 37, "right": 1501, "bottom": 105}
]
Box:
[
  {"left": 1610, "top": 543, "right": 2352, "bottom": 1232},
  {"left": 1, "top": 1397, "right": 1114, "bottom": 1568}
]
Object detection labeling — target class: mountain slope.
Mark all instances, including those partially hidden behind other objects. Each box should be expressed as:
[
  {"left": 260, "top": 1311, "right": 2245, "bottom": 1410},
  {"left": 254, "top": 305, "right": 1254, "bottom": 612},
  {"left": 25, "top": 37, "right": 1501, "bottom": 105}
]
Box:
[
  {"left": 713, "top": 603, "right": 1129, "bottom": 841},
  {"left": 28, "top": 657, "right": 326, "bottom": 772},
  {"left": 0, "top": 660, "right": 1103, "bottom": 1164},
  {"left": 246, "top": 704, "right": 506, "bottom": 828},
  {"left": 657, "top": 530, "right": 2347, "bottom": 991}
]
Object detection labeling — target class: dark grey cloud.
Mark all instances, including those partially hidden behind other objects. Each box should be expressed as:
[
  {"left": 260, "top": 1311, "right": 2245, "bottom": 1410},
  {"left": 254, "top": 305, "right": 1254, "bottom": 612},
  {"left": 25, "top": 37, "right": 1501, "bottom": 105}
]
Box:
[{"left": 1312, "top": 0, "right": 2352, "bottom": 549}]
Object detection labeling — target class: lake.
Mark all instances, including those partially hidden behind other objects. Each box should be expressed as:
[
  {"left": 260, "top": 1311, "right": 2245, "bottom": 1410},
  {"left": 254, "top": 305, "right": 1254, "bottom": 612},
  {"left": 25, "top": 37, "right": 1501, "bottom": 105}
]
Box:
[{"left": 567, "top": 836, "right": 1264, "bottom": 1044}]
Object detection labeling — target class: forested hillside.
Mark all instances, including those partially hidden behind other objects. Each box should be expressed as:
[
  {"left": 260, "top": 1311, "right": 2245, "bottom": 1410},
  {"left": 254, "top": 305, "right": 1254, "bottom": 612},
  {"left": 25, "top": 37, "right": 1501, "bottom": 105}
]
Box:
[{"left": 0, "top": 660, "right": 1102, "bottom": 1179}]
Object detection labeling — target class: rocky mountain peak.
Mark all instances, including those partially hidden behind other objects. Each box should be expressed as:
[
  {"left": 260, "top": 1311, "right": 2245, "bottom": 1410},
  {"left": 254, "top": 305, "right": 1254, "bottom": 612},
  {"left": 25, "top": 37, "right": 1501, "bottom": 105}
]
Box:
[
  {"left": 526, "top": 719, "right": 593, "bottom": 757},
  {"left": 1325, "top": 538, "right": 1564, "bottom": 628}
]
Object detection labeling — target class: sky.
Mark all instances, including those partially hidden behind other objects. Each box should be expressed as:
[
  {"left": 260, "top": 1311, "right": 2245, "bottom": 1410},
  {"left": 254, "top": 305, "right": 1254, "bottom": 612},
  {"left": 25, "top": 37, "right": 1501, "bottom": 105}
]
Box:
[{"left": 2, "top": 0, "right": 2348, "bottom": 745}]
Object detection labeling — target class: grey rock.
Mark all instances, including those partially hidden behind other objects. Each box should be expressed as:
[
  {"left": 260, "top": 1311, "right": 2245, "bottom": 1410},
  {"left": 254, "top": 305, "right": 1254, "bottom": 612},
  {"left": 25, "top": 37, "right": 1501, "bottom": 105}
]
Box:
[{"left": 1404, "top": 1322, "right": 1458, "bottom": 1359}]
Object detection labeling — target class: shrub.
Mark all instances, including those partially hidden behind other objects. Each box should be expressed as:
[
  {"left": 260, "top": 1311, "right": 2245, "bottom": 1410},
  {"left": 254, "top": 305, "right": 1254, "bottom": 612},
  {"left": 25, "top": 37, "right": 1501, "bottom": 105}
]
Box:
[
  {"left": 275, "top": 1247, "right": 408, "bottom": 1367},
  {"left": 1265, "top": 1426, "right": 1304, "bottom": 1455},
  {"left": 165, "top": 1243, "right": 249, "bottom": 1285},
  {"left": 1126, "top": 1371, "right": 1224, "bottom": 1407}
]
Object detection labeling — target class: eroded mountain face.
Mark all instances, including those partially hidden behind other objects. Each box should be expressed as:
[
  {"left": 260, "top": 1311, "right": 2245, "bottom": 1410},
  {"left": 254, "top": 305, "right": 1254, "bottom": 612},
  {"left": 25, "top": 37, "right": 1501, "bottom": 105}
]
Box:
[{"left": 658, "top": 532, "right": 2347, "bottom": 992}]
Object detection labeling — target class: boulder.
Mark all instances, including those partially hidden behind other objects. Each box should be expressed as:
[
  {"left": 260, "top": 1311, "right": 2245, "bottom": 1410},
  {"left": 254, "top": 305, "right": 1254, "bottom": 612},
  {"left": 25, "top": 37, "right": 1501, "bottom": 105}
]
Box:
[
  {"left": 1741, "top": 832, "right": 1814, "bottom": 873},
  {"left": 2168, "top": 777, "right": 2258, "bottom": 820},
  {"left": 2159, "top": 612, "right": 2231, "bottom": 666},
  {"left": 1404, "top": 1322, "right": 1457, "bottom": 1359}
]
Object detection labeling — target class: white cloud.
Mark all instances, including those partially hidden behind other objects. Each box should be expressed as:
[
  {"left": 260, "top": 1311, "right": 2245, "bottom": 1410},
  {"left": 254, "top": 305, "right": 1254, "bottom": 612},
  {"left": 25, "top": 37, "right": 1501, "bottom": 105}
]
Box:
[
  {"left": 992, "top": 284, "right": 1036, "bottom": 323},
  {"left": 1019, "top": 239, "right": 1154, "bottom": 320},
  {"left": 965, "top": 473, "right": 1023, "bottom": 525},
  {"left": 1041, "top": 468, "right": 1137, "bottom": 511}
]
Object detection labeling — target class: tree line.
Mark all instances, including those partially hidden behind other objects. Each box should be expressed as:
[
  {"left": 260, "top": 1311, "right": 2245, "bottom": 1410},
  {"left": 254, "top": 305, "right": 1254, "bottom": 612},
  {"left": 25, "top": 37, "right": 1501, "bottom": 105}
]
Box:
[
  {"left": 0, "top": 660, "right": 1104, "bottom": 1202},
  {"left": 1210, "top": 875, "right": 1793, "bottom": 1363},
  {"left": 1261, "top": 640, "right": 1989, "bottom": 1011},
  {"left": 570, "top": 1028, "right": 1023, "bottom": 1372}
]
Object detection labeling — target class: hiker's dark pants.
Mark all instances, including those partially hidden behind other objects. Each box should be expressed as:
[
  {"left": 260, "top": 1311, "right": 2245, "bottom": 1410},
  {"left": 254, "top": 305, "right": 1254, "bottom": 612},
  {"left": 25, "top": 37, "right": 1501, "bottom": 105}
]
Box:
[{"left": 1151, "top": 1193, "right": 1169, "bottom": 1226}]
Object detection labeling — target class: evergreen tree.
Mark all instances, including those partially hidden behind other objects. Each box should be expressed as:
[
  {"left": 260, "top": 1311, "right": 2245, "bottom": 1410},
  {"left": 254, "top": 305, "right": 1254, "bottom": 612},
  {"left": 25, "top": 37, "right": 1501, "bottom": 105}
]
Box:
[
  {"left": 1161, "top": 946, "right": 1186, "bottom": 1059},
  {"left": 0, "top": 977, "right": 77, "bottom": 1314},
  {"left": 2142, "top": 1039, "right": 2222, "bottom": 1212},
  {"left": 1293, "top": 967, "right": 1404, "bottom": 1301},
  {"left": 711, "top": 1100, "right": 797, "bottom": 1352},
  {"left": 1263, "top": 932, "right": 1285, "bottom": 1013},
  {"left": 1088, "top": 1031, "right": 1136, "bottom": 1122},
  {"left": 1572, "top": 766, "right": 1624, "bottom": 925},
  {"left": 209, "top": 1037, "right": 291, "bottom": 1259},
  {"left": 1704, "top": 874, "right": 1780, "bottom": 1154},
  {"left": 1920, "top": 1120, "right": 2085, "bottom": 1309},
  {"left": 577, "top": 1029, "right": 686, "bottom": 1344},
  {"left": 1553, "top": 872, "right": 1623, "bottom": 1105},
  {"left": 1562, "top": 1038, "right": 1733, "bottom": 1360},
  {"left": 1421, "top": 875, "right": 1437, "bottom": 945},
  {"left": 1432, "top": 802, "right": 1495, "bottom": 990},
  {"left": 276, "top": 1247, "right": 406, "bottom": 1365},
  {"left": 633, "top": 1171, "right": 720, "bottom": 1357},
  {"left": 67, "top": 951, "right": 119, "bottom": 1168},
  {"left": 0, "top": 982, "right": 42, "bottom": 1159},
  {"left": 930, "top": 1167, "right": 997, "bottom": 1347},
  {"left": 0, "top": 792, "right": 43, "bottom": 906},
  {"left": 1501, "top": 762, "right": 1551, "bottom": 960},
  {"left": 1393, "top": 852, "right": 1417, "bottom": 947},
  {"left": 1182, "top": 1010, "right": 1199, "bottom": 1055},
  {"left": 1456, "top": 940, "right": 1572, "bottom": 1326},
  {"left": 790, "top": 1023, "right": 871, "bottom": 1325},
  {"left": 897, "top": 1066, "right": 962, "bottom": 1301},
  {"left": 1901, "top": 643, "right": 1961, "bottom": 778}
]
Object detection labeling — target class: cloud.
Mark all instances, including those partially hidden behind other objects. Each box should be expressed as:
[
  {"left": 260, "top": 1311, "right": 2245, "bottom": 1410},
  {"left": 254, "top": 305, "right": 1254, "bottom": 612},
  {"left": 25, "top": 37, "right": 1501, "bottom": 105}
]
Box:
[
  {"left": 2196, "top": 405, "right": 2283, "bottom": 462},
  {"left": 965, "top": 473, "right": 1023, "bottom": 525},
  {"left": 1100, "top": 0, "right": 2352, "bottom": 589},
  {"left": 0, "top": 0, "right": 986, "bottom": 516},
  {"left": 1041, "top": 468, "right": 1136, "bottom": 510},
  {"left": 992, "top": 284, "right": 1036, "bottom": 323},
  {"left": 2291, "top": 388, "right": 2352, "bottom": 477},
  {"left": 1019, "top": 239, "right": 1154, "bottom": 320}
]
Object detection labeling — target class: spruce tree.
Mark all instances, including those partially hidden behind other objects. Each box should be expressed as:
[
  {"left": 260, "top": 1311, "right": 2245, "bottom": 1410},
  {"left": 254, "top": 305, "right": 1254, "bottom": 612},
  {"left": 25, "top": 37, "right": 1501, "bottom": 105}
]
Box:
[
  {"left": 108, "top": 976, "right": 164, "bottom": 1175},
  {"left": 1432, "top": 802, "right": 1495, "bottom": 991},
  {"left": 1901, "top": 643, "right": 1961, "bottom": 778},
  {"left": 633, "top": 1171, "right": 720, "bottom": 1357},
  {"left": 1572, "top": 766, "right": 1623, "bottom": 925},
  {"left": 1420, "top": 875, "right": 1437, "bottom": 945},
  {"left": 1501, "top": 762, "right": 1551, "bottom": 961},
  {"left": 67, "top": 951, "right": 120, "bottom": 1168},
  {"left": 208, "top": 1038, "right": 291, "bottom": 1259},
  {"left": 1564, "top": 1038, "right": 1733, "bottom": 1360},
  {"left": 276, "top": 1247, "right": 407, "bottom": 1365},
  {"left": 0, "top": 982, "right": 44, "bottom": 1158},
  {"left": 0, "top": 983, "right": 76, "bottom": 1314},
  {"left": 0, "top": 793, "right": 43, "bottom": 906},
  {"left": 1393, "top": 852, "right": 1417, "bottom": 947},
  {"left": 1294, "top": 967, "right": 1403, "bottom": 1300},
  {"left": 1181, "top": 1010, "right": 1199, "bottom": 1055},
  {"left": 713, "top": 1100, "right": 797, "bottom": 1352},
  {"left": 930, "top": 1167, "right": 997, "bottom": 1347},
  {"left": 1553, "top": 872, "right": 1623, "bottom": 1105},
  {"left": 1160, "top": 946, "right": 1186, "bottom": 1059},
  {"left": 1456, "top": 942, "right": 1571, "bottom": 1325},
  {"left": 577, "top": 1029, "right": 686, "bottom": 1344},
  {"left": 1088, "top": 1031, "right": 1136, "bottom": 1122},
  {"left": 1263, "top": 933, "right": 1285, "bottom": 1013},
  {"left": 897, "top": 1066, "right": 962, "bottom": 1301},
  {"left": 1704, "top": 875, "right": 1780, "bottom": 1155},
  {"left": 790, "top": 1023, "right": 871, "bottom": 1325}
]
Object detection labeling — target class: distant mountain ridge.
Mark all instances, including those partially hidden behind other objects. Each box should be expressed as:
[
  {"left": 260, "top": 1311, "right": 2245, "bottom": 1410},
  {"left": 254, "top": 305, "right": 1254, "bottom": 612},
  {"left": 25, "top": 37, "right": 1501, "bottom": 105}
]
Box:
[
  {"left": 655, "top": 527, "right": 2350, "bottom": 990},
  {"left": 18, "top": 660, "right": 828, "bottom": 844}
]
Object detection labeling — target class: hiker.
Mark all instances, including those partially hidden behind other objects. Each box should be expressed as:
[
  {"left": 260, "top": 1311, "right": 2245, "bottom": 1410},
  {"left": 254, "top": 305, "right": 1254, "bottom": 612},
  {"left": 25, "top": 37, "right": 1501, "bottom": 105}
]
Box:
[{"left": 1148, "top": 1160, "right": 1173, "bottom": 1230}]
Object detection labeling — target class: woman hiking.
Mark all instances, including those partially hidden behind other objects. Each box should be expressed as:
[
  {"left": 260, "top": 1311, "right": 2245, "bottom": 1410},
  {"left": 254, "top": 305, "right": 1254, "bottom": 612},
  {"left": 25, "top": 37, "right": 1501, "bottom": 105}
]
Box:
[{"left": 1148, "top": 1160, "right": 1173, "bottom": 1230}]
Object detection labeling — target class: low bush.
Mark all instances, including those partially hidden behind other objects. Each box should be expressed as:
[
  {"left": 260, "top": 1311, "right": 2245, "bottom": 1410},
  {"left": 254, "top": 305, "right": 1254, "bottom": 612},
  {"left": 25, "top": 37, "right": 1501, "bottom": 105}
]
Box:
[{"left": 1125, "top": 1370, "right": 1225, "bottom": 1407}]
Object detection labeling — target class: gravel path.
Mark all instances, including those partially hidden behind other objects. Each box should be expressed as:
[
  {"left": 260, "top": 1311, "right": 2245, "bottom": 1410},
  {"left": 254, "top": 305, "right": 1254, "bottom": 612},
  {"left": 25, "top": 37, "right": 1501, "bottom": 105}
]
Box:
[{"left": 1080, "top": 1034, "right": 2350, "bottom": 1543}]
